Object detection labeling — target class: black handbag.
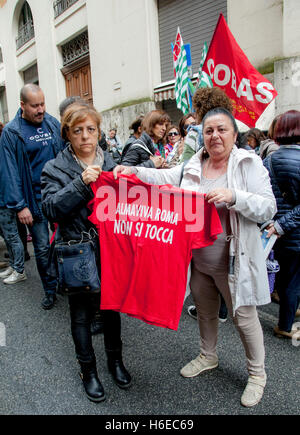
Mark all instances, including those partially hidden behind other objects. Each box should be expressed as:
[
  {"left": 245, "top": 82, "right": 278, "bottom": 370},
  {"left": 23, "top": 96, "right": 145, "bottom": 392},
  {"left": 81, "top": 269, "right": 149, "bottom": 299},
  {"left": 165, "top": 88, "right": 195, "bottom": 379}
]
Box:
[{"left": 55, "top": 230, "right": 100, "bottom": 295}]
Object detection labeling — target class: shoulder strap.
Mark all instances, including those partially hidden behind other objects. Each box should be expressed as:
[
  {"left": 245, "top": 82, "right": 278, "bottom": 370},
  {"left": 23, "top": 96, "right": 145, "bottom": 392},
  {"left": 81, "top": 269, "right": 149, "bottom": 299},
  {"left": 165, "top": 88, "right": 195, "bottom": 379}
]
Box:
[
  {"left": 179, "top": 159, "right": 190, "bottom": 186},
  {"left": 130, "top": 141, "right": 154, "bottom": 156}
]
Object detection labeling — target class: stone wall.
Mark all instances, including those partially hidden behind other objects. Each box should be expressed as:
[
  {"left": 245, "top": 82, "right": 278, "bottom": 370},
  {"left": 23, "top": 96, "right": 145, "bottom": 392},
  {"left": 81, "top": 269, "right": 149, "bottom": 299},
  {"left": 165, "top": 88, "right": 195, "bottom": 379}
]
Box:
[
  {"left": 100, "top": 101, "right": 156, "bottom": 146},
  {"left": 274, "top": 56, "right": 300, "bottom": 115}
]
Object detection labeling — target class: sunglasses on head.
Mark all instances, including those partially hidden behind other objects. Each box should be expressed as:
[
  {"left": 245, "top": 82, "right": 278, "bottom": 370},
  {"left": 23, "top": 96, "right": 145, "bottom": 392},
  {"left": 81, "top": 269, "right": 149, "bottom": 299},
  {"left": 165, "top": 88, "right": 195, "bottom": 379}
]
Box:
[{"left": 168, "top": 132, "right": 179, "bottom": 137}]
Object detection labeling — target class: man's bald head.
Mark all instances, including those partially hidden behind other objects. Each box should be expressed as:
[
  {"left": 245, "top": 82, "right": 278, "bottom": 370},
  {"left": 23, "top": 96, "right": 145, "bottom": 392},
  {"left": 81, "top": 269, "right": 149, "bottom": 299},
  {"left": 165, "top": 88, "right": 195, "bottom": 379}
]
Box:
[
  {"left": 20, "top": 84, "right": 43, "bottom": 104},
  {"left": 20, "top": 84, "right": 45, "bottom": 125}
]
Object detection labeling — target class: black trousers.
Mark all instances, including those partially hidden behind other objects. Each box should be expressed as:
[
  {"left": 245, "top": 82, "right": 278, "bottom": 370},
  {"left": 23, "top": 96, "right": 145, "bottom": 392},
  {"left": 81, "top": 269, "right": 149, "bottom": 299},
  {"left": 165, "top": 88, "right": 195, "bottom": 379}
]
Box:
[
  {"left": 274, "top": 245, "right": 300, "bottom": 332},
  {"left": 68, "top": 292, "right": 121, "bottom": 363}
]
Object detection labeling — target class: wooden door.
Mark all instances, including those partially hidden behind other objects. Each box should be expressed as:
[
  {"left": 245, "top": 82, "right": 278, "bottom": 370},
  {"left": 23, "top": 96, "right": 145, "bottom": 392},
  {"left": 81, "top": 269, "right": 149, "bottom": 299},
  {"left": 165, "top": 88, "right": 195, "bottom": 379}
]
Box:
[{"left": 64, "top": 63, "right": 93, "bottom": 104}]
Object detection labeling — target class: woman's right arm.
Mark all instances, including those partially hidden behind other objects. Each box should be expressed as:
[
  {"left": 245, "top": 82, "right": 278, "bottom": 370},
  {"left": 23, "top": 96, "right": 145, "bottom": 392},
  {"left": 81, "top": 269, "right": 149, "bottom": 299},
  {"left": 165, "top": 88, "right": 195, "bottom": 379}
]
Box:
[
  {"left": 41, "top": 162, "right": 94, "bottom": 222},
  {"left": 113, "top": 164, "right": 182, "bottom": 186}
]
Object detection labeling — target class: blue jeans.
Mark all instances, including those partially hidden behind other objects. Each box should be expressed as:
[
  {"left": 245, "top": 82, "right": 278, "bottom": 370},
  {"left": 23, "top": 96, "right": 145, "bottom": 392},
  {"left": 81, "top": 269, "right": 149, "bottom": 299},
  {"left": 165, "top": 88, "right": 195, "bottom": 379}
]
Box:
[
  {"left": 0, "top": 207, "right": 24, "bottom": 273},
  {"left": 30, "top": 202, "right": 57, "bottom": 296},
  {"left": 274, "top": 245, "right": 300, "bottom": 332}
]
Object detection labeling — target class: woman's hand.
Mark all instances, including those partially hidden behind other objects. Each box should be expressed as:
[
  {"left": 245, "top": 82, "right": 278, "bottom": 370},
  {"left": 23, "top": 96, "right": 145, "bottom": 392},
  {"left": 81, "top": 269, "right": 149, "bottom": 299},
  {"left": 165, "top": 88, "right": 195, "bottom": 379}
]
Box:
[
  {"left": 266, "top": 223, "right": 280, "bottom": 238},
  {"left": 150, "top": 155, "right": 164, "bottom": 168},
  {"left": 113, "top": 165, "right": 134, "bottom": 179},
  {"left": 81, "top": 165, "right": 102, "bottom": 185},
  {"left": 206, "top": 188, "right": 233, "bottom": 204}
]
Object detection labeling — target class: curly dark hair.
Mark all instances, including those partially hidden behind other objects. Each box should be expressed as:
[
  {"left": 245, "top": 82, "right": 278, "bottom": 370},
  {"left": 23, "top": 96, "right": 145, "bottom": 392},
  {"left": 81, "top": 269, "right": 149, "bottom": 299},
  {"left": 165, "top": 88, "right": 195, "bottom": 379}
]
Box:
[{"left": 192, "top": 87, "right": 233, "bottom": 121}]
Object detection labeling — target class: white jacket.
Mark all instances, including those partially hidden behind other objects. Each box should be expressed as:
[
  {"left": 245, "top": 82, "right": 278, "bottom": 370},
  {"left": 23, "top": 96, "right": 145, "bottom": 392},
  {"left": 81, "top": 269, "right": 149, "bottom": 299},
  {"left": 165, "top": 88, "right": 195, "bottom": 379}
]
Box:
[{"left": 132, "top": 146, "right": 277, "bottom": 312}]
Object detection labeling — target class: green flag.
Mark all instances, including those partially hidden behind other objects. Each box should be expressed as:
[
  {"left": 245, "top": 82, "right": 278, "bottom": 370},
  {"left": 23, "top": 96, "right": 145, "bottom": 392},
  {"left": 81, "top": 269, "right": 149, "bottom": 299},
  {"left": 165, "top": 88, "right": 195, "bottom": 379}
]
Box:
[
  {"left": 196, "top": 42, "right": 213, "bottom": 89},
  {"left": 173, "top": 28, "right": 189, "bottom": 114}
]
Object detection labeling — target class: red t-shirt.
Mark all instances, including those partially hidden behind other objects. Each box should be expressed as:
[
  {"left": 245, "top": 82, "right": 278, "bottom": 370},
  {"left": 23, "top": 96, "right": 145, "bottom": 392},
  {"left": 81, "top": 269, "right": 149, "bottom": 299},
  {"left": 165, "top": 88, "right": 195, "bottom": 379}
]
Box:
[{"left": 89, "top": 172, "right": 222, "bottom": 330}]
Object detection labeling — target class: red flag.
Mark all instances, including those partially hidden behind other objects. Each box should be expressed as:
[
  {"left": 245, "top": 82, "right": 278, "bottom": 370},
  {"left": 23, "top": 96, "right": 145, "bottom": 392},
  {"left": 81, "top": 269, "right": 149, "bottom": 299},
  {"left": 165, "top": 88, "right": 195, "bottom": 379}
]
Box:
[{"left": 202, "top": 14, "right": 277, "bottom": 127}]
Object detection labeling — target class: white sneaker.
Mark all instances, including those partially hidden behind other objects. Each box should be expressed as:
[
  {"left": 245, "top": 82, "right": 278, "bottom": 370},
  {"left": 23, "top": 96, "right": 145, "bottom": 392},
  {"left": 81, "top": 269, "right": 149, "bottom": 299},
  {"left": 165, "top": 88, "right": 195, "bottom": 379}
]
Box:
[
  {"left": 180, "top": 354, "right": 218, "bottom": 378},
  {"left": 241, "top": 375, "right": 267, "bottom": 407},
  {"left": 0, "top": 266, "right": 13, "bottom": 278},
  {"left": 3, "top": 270, "right": 27, "bottom": 285}
]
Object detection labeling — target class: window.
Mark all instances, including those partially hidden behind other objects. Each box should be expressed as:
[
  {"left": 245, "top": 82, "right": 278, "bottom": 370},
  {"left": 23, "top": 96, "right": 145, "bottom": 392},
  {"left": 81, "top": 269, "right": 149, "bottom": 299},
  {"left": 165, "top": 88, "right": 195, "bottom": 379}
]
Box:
[
  {"left": 53, "top": 0, "right": 79, "bottom": 18},
  {"left": 23, "top": 63, "right": 39, "bottom": 85},
  {"left": 16, "top": 2, "right": 35, "bottom": 50}
]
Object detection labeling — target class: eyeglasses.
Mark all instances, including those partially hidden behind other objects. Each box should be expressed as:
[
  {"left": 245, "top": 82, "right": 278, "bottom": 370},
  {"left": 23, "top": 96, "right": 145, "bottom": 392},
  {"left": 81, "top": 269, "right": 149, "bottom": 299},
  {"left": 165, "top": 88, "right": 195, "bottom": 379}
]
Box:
[
  {"left": 168, "top": 132, "right": 180, "bottom": 137},
  {"left": 184, "top": 122, "right": 196, "bottom": 130}
]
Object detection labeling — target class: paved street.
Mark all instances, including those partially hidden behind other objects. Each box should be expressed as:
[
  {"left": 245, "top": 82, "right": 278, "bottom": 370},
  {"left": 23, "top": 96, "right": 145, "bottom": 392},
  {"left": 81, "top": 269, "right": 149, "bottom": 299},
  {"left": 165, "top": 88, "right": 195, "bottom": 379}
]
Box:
[{"left": 0, "top": 241, "right": 299, "bottom": 416}]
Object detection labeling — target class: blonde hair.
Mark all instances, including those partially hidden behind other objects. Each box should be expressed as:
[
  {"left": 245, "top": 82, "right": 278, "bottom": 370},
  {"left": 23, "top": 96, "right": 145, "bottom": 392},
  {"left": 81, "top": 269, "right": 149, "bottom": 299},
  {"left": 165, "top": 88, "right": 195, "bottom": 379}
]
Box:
[{"left": 61, "top": 103, "right": 102, "bottom": 141}]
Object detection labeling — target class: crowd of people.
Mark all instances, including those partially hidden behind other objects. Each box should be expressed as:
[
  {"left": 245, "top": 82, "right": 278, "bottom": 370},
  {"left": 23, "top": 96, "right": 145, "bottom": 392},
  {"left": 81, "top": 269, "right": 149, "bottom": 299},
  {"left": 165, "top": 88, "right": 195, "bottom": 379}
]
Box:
[{"left": 0, "top": 83, "right": 299, "bottom": 407}]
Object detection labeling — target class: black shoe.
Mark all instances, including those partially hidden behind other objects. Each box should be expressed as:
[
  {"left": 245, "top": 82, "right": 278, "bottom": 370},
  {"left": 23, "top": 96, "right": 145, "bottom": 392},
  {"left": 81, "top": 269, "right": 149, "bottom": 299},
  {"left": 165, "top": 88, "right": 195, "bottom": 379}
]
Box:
[
  {"left": 25, "top": 251, "right": 30, "bottom": 261},
  {"left": 107, "top": 350, "right": 132, "bottom": 389},
  {"left": 41, "top": 294, "right": 56, "bottom": 310},
  {"left": 79, "top": 361, "right": 106, "bottom": 403},
  {"left": 219, "top": 300, "right": 228, "bottom": 323},
  {"left": 90, "top": 315, "right": 104, "bottom": 335}
]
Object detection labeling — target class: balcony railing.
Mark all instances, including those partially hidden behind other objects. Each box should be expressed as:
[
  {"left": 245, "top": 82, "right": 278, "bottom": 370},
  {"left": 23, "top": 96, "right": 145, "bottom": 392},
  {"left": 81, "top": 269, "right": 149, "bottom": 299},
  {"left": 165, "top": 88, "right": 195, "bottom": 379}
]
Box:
[
  {"left": 53, "top": 0, "right": 79, "bottom": 18},
  {"left": 16, "top": 20, "right": 35, "bottom": 50}
]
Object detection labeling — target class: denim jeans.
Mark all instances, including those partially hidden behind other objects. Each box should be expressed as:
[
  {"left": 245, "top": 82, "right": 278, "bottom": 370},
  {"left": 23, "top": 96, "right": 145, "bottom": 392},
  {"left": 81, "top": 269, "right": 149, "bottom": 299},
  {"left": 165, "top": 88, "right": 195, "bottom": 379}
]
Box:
[
  {"left": 68, "top": 292, "right": 122, "bottom": 363},
  {"left": 0, "top": 207, "right": 24, "bottom": 273},
  {"left": 274, "top": 245, "right": 300, "bottom": 332},
  {"left": 30, "top": 201, "right": 57, "bottom": 295}
]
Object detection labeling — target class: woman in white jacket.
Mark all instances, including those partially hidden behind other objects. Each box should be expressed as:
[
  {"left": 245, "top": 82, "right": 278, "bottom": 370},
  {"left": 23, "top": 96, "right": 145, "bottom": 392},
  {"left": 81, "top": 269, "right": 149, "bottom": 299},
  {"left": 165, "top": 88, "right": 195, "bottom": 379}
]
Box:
[{"left": 113, "top": 108, "right": 277, "bottom": 408}]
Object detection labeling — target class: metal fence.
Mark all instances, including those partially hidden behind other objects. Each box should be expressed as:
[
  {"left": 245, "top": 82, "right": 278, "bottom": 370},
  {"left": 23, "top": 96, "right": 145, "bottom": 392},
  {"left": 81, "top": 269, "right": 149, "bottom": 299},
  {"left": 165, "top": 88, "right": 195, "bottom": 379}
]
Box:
[
  {"left": 16, "top": 20, "right": 35, "bottom": 50},
  {"left": 53, "top": 0, "right": 79, "bottom": 18}
]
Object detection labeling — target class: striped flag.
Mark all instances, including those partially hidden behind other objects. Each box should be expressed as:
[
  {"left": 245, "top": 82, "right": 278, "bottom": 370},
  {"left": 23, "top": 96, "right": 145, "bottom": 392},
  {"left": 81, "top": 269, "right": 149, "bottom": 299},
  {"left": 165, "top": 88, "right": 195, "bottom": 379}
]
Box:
[
  {"left": 172, "top": 28, "right": 189, "bottom": 114},
  {"left": 196, "top": 42, "right": 213, "bottom": 89}
]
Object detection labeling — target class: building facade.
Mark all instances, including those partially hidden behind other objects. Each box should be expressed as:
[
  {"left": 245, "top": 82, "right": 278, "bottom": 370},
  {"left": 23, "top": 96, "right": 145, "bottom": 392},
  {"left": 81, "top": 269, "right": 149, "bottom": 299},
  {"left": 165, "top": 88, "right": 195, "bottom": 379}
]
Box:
[{"left": 0, "top": 0, "right": 299, "bottom": 141}]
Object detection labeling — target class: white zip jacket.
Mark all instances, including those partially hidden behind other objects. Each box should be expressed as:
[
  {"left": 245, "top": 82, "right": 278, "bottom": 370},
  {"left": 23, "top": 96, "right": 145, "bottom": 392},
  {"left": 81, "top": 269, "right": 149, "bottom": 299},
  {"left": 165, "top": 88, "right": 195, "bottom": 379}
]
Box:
[{"left": 131, "top": 146, "right": 277, "bottom": 313}]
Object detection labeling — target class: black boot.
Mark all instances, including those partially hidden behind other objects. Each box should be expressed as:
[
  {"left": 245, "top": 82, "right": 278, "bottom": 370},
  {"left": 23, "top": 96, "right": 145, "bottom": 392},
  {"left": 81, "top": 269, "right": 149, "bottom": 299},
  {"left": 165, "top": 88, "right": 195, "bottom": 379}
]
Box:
[
  {"left": 79, "top": 360, "right": 106, "bottom": 402},
  {"left": 90, "top": 312, "right": 104, "bottom": 335},
  {"left": 106, "top": 348, "right": 132, "bottom": 389}
]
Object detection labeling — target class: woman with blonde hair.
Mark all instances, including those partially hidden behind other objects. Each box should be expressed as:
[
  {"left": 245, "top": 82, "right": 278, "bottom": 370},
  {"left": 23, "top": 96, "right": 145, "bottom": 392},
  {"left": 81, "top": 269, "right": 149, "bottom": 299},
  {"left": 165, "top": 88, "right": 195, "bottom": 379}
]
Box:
[{"left": 41, "top": 103, "right": 131, "bottom": 402}]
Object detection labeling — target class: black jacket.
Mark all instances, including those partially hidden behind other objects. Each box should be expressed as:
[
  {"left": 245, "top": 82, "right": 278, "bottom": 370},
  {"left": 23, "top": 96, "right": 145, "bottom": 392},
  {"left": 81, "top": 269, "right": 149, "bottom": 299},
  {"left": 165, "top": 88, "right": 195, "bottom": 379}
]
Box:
[
  {"left": 264, "top": 145, "right": 300, "bottom": 251},
  {"left": 121, "top": 132, "right": 155, "bottom": 167},
  {"left": 41, "top": 146, "right": 116, "bottom": 242}
]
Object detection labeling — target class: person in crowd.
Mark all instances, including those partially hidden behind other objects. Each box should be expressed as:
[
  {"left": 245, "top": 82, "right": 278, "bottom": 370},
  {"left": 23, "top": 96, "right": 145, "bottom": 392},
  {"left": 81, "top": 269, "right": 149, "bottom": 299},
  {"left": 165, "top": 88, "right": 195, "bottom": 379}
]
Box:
[
  {"left": 180, "top": 87, "right": 233, "bottom": 162},
  {"left": 177, "top": 94, "right": 230, "bottom": 321},
  {"left": 59, "top": 96, "right": 84, "bottom": 118},
  {"left": 0, "top": 84, "right": 64, "bottom": 304},
  {"left": 167, "top": 113, "right": 196, "bottom": 168},
  {"left": 107, "top": 128, "right": 123, "bottom": 163},
  {"left": 236, "top": 132, "right": 251, "bottom": 150},
  {"left": 106, "top": 128, "right": 122, "bottom": 163},
  {"left": 121, "top": 109, "right": 170, "bottom": 168},
  {"left": 122, "top": 116, "right": 144, "bottom": 157},
  {"left": 264, "top": 110, "right": 300, "bottom": 340},
  {"left": 113, "top": 107, "right": 276, "bottom": 407},
  {"left": 0, "top": 120, "right": 26, "bottom": 278},
  {"left": 60, "top": 96, "right": 109, "bottom": 153},
  {"left": 59, "top": 96, "right": 105, "bottom": 336},
  {"left": 164, "top": 124, "right": 180, "bottom": 160},
  {"left": 41, "top": 103, "right": 131, "bottom": 403},
  {"left": 259, "top": 115, "right": 280, "bottom": 160},
  {"left": 244, "top": 128, "right": 266, "bottom": 154}
]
